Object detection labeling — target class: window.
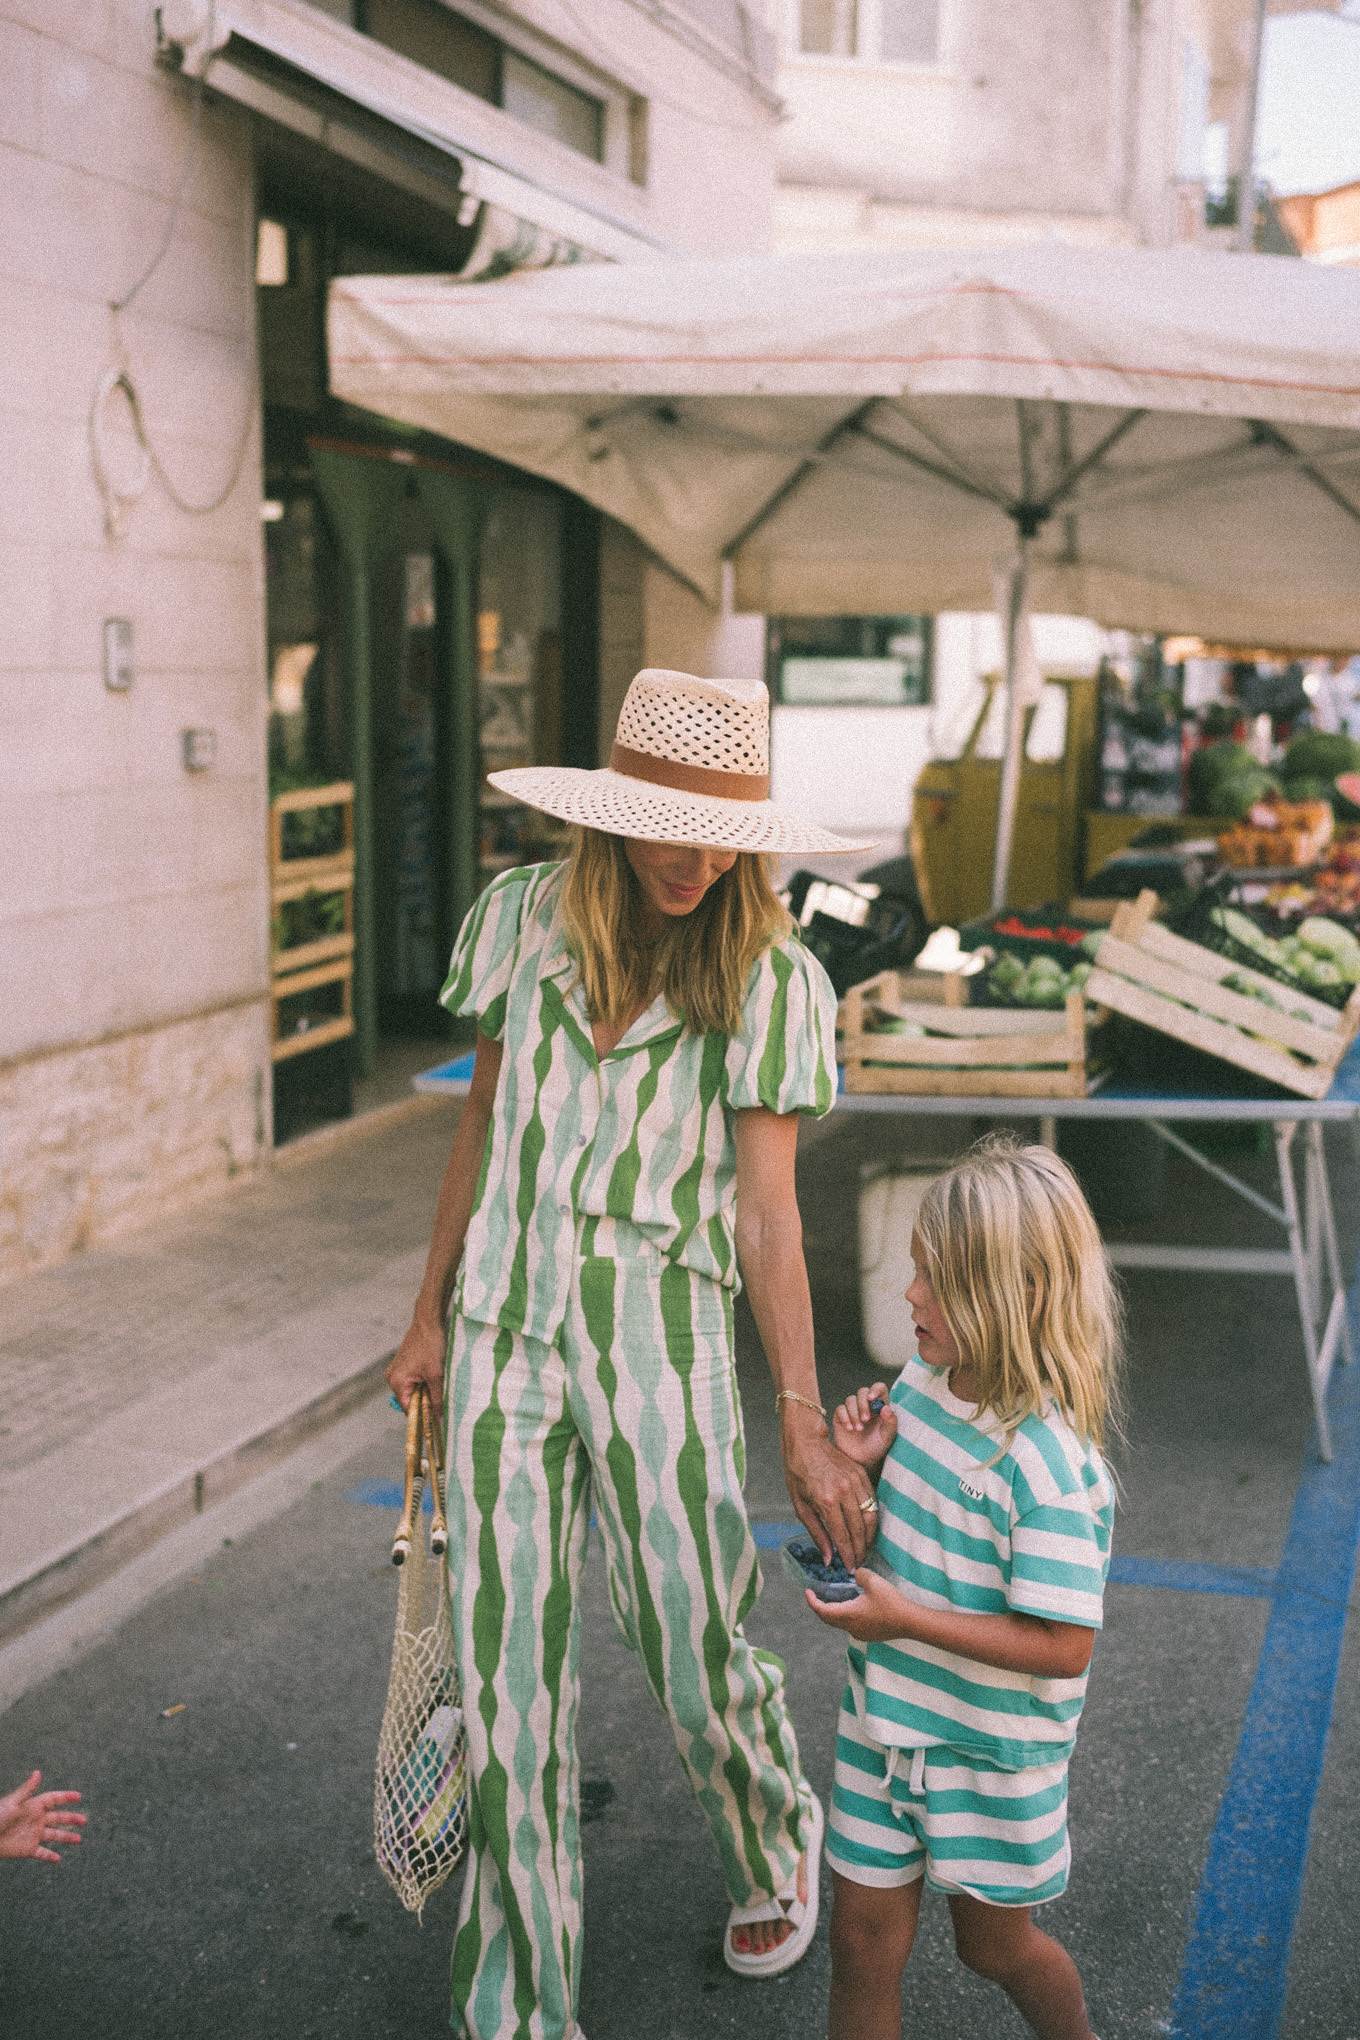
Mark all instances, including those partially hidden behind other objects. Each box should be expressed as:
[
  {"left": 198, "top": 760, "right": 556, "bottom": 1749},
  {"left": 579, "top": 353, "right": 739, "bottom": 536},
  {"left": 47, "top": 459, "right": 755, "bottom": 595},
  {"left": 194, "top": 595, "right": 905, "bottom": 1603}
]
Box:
[
  {"left": 799, "top": 0, "right": 857, "bottom": 56},
  {"left": 767, "top": 616, "right": 932, "bottom": 706},
  {"left": 358, "top": 0, "right": 606, "bottom": 162},
  {"left": 881, "top": 0, "right": 938, "bottom": 65},
  {"left": 502, "top": 49, "right": 604, "bottom": 162},
  {"left": 796, "top": 0, "right": 939, "bottom": 64}
]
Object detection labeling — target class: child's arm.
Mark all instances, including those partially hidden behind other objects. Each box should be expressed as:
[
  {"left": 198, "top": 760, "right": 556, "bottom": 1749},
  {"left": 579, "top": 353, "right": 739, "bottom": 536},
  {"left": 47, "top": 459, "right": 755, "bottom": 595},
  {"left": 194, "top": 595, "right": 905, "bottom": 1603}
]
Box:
[{"left": 807, "top": 1573, "right": 1096, "bottom": 1679}]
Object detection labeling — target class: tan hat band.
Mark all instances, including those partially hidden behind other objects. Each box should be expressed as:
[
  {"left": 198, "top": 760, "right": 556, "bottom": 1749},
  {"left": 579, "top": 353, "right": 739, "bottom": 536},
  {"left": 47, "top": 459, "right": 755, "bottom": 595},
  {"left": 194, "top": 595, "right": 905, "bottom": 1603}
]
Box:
[{"left": 609, "top": 742, "right": 770, "bottom": 804}]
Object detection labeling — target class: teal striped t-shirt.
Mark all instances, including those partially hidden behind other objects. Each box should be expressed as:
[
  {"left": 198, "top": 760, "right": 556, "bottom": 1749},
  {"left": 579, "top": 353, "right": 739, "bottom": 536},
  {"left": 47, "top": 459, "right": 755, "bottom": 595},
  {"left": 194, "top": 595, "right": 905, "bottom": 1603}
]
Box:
[{"left": 856, "top": 1357, "right": 1113, "bottom": 1771}]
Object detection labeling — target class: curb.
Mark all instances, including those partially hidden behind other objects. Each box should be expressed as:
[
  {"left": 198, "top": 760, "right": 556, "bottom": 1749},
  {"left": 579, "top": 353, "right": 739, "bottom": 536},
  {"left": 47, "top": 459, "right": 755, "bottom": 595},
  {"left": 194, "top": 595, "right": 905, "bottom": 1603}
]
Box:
[{"left": 0, "top": 1354, "right": 393, "bottom": 1650}]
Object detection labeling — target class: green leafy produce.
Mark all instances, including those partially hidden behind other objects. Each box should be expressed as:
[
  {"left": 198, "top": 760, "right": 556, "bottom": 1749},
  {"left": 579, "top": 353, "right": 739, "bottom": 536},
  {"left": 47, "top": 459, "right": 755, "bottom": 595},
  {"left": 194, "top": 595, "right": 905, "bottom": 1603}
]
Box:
[
  {"left": 986, "top": 952, "right": 1092, "bottom": 1008},
  {"left": 1283, "top": 731, "right": 1360, "bottom": 785},
  {"left": 1282, "top": 777, "right": 1333, "bottom": 806},
  {"left": 1206, "top": 768, "right": 1283, "bottom": 820},
  {"left": 1187, "top": 739, "right": 1254, "bottom": 812},
  {"left": 865, "top": 1013, "right": 927, "bottom": 1038},
  {"left": 1297, "top": 917, "right": 1360, "bottom": 982}
]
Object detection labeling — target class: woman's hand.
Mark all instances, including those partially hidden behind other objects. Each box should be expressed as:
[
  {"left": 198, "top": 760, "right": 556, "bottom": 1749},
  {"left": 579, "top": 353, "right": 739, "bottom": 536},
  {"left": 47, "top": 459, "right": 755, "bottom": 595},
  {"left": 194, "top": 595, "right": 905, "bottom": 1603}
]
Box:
[
  {"left": 780, "top": 1406, "right": 879, "bottom": 1572},
  {"left": 389, "top": 1029, "right": 503, "bottom": 1416},
  {"left": 832, "top": 1384, "right": 898, "bottom": 1468},
  {"left": 386, "top": 1313, "right": 447, "bottom": 1415}
]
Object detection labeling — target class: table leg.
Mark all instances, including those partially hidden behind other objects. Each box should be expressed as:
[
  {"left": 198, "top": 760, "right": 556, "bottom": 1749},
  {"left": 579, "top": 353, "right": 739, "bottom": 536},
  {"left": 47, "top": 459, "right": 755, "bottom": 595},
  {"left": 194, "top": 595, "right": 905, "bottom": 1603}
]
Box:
[
  {"left": 1275, "top": 1121, "right": 1334, "bottom": 1462},
  {"left": 1308, "top": 1120, "right": 1355, "bottom": 1370},
  {"left": 1039, "top": 1115, "right": 1057, "bottom": 1151},
  {"left": 1303, "top": 1130, "right": 1324, "bottom": 1327}
]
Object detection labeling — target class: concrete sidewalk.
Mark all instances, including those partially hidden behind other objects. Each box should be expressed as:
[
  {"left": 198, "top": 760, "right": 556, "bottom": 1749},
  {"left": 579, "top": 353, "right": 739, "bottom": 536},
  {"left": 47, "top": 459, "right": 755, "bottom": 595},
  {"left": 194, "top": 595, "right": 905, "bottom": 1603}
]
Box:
[{"left": 0, "top": 1097, "right": 461, "bottom": 1652}]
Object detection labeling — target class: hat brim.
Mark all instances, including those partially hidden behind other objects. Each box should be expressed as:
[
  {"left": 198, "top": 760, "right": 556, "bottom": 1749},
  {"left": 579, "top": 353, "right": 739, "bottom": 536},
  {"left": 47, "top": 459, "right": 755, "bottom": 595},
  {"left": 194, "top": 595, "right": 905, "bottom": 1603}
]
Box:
[{"left": 487, "top": 766, "right": 876, "bottom": 855}]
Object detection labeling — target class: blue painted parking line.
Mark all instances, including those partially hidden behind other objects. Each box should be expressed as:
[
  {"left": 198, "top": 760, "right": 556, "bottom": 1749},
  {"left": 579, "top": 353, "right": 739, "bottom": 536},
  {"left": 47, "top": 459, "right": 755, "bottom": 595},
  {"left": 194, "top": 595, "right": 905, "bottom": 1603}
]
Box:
[
  {"left": 1168, "top": 1344, "right": 1360, "bottom": 2040},
  {"left": 345, "top": 1478, "right": 431, "bottom": 1512}
]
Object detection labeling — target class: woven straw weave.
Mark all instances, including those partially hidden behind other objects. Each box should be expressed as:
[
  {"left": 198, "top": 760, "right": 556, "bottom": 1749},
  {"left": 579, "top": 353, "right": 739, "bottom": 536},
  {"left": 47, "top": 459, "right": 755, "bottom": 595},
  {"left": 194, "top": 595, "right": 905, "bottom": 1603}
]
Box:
[
  {"left": 373, "top": 1478, "right": 467, "bottom": 1921},
  {"left": 615, "top": 671, "right": 768, "bottom": 776}
]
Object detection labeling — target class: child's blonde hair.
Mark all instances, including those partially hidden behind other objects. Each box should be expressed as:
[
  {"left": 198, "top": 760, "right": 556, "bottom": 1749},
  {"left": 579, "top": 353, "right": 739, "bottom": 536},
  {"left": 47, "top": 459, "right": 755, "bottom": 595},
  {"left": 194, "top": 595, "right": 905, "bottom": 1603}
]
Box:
[{"left": 913, "top": 1135, "right": 1122, "bottom": 1451}]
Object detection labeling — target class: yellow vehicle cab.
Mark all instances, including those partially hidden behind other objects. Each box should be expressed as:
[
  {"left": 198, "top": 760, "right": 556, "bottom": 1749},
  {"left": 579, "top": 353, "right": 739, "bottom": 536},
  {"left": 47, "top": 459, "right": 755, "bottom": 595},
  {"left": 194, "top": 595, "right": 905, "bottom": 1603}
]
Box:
[{"left": 910, "top": 675, "right": 1099, "bottom": 926}]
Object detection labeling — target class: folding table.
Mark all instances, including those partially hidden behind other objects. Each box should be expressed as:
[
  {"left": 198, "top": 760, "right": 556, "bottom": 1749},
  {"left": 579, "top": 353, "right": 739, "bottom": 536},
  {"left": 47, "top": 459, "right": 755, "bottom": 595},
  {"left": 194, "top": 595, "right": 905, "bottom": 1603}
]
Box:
[{"left": 415, "top": 1043, "right": 1360, "bottom": 1461}]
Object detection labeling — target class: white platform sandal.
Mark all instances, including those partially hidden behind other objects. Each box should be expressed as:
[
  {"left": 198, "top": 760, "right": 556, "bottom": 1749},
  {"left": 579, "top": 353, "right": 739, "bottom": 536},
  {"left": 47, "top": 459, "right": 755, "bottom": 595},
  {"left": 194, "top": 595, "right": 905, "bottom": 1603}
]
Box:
[{"left": 723, "top": 1792, "right": 823, "bottom": 1979}]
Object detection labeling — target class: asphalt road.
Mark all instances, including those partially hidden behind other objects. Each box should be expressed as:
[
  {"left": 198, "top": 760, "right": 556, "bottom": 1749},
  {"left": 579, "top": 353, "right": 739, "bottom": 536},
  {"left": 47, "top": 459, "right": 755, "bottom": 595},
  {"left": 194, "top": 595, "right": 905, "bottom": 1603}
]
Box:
[{"left": 2, "top": 1118, "right": 1357, "bottom": 2039}]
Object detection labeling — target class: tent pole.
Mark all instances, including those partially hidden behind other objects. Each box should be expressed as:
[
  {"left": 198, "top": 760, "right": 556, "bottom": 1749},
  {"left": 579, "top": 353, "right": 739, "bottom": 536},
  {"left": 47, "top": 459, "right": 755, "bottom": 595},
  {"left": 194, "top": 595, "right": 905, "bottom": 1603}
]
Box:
[
  {"left": 1236, "top": 0, "right": 1267, "bottom": 253},
  {"left": 989, "top": 534, "right": 1031, "bottom": 916}
]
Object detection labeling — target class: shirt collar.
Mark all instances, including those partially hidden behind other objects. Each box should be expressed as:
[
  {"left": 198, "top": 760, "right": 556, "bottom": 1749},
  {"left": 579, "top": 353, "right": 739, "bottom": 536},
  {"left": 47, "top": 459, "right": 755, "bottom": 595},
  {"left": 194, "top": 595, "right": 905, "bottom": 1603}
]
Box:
[{"left": 538, "top": 935, "right": 683, "bottom": 1059}]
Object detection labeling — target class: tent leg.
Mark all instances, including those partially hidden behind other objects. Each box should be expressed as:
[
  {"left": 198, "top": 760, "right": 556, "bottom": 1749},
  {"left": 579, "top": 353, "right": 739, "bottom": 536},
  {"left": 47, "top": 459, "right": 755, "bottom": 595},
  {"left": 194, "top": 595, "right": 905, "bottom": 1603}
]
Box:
[{"left": 989, "top": 534, "right": 1031, "bottom": 916}]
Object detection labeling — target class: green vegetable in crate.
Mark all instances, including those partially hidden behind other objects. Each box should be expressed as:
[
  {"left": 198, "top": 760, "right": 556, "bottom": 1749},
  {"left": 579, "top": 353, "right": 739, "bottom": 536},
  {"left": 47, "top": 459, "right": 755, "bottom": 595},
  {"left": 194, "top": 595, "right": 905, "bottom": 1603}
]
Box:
[
  {"left": 865, "top": 1013, "right": 927, "bottom": 1038},
  {"left": 1283, "top": 730, "right": 1360, "bottom": 786},
  {"left": 1207, "top": 768, "right": 1283, "bottom": 820},
  {"left": 986, "top": 951, "right": 1091, "bottom": 1008},
  {"left": 1296, "top": 917, "right": 1360, "bottom": 983},
  {"left": 1187, "top": 739, "right": 1254, "bottom": 813}
]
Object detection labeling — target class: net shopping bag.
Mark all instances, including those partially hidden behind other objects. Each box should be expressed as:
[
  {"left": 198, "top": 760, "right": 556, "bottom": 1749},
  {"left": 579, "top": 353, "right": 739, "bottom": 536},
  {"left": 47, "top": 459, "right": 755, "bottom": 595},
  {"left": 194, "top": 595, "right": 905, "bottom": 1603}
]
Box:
[{"left": 373, "top": 1385, "right": 467, "bottom": 1919}]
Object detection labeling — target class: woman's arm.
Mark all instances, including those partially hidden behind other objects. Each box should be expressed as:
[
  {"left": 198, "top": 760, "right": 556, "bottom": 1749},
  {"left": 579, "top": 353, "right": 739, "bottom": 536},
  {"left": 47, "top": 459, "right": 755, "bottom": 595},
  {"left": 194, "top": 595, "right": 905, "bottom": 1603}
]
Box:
[
  {"left": 806, "top": 1572, "right": 1096, "bottom": 1679},
  {"left": 385, "top": 1030, "right": 504, "bottom": 1413},
  {"left": 734, "top": 1106, "right": 878, "bottom": 1570}
]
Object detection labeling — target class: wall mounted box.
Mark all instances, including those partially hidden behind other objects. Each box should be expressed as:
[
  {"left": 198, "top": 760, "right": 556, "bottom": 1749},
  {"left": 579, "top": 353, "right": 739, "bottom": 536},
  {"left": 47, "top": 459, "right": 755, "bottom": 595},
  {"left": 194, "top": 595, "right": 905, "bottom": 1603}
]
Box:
[
  {"left": 103, "top": 618, "right": 133, "bottom": 691},
  {"left": 182, "top": 728, "right": 216, "bottom": 771}
]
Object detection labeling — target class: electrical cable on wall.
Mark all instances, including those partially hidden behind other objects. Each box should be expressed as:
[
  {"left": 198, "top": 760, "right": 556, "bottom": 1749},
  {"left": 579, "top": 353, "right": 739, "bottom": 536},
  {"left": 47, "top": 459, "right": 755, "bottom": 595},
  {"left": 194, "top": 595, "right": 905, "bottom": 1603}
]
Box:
[{"left": 91, "top": 0, "right": 257, "bottom": 538}]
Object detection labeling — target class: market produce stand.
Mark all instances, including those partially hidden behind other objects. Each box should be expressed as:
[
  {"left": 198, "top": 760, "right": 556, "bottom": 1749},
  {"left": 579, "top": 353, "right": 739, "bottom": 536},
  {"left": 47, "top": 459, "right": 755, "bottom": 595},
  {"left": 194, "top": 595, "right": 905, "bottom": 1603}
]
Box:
[{"left": 412, "top": 1040, "right": 1360, "bottom": 1462}]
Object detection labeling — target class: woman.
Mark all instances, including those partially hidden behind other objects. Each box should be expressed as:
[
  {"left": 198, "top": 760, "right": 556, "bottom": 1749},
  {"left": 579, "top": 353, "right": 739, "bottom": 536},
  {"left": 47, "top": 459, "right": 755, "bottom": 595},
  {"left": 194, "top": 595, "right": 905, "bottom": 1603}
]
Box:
[{"left": 388, "top": 669, "right": 878, "bottom": 2040}]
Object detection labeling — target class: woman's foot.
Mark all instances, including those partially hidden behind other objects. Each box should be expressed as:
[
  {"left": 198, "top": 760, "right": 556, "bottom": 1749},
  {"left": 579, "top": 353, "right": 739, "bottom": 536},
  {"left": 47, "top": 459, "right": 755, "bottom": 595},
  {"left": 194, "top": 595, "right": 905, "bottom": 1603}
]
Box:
[
  {"left": 729, "top": 1847, "right": 809, "bottom": 1959},
  {"left": 724, "top": 1794, "right": 824, "bottom": 1976}
]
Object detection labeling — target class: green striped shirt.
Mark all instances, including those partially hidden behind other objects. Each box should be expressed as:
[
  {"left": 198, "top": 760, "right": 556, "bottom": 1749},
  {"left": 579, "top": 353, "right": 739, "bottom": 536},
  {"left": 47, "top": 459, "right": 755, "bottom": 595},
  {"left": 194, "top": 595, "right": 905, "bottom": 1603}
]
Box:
[
  {"left": 857, "top": 1358, "right": 1113, "bottom": 1770},
  {"left": 440, "top": 863, "right": 838, "bottom": 1345}
]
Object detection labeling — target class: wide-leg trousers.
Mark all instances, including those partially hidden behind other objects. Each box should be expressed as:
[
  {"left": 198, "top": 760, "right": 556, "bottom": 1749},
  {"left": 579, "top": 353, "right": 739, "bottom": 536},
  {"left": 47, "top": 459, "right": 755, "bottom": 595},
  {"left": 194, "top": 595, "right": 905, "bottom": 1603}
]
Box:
[{"left": 444, "top": 1240, "right": 813, "bottom": 2040}]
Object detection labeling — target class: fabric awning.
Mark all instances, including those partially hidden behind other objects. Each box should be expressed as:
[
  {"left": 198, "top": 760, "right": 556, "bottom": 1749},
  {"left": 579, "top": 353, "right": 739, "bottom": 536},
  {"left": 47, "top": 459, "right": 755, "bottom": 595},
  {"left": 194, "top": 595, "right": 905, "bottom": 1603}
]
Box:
[
  {"left": 163, "top": 0, "right": 668, "bottom": 268},
  {"left": 328, "top": 242, "right": 1360, "bottom": 650}
]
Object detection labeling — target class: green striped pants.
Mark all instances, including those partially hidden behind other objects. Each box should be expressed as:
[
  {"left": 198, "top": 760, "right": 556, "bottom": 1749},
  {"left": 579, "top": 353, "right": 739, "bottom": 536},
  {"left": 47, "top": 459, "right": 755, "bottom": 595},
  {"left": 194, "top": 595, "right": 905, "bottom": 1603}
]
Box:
[{"left": 444, "top": 1243, "right": 813, "bottom": 2040}]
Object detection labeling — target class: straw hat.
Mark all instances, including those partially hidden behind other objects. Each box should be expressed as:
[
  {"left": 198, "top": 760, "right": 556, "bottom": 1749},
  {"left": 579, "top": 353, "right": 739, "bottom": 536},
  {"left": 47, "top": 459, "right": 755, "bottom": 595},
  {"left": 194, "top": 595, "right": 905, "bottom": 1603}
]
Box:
[{"left": 488, "top": 670, "right": 873, "bottom": 854}]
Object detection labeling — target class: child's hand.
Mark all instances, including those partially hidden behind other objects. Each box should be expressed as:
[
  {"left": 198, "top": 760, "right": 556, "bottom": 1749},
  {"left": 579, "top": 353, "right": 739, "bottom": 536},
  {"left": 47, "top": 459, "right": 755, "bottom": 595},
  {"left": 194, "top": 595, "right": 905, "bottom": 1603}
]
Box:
[
  {"left": 805, "top": 1569, "right": 917, "bottom": 1642},
  {"left": 0, "top": 1772, "right": 86, "bottom": 1863},
  {"left": 831, "top": 1385, "right": 897, "bottom": 1469}
]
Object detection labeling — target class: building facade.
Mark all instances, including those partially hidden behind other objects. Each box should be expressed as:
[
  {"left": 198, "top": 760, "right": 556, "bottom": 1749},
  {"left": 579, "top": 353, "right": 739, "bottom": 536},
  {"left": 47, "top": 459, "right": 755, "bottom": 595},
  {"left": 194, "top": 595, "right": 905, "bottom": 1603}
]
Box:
[
  {"left": 0, "top": 0, "right": 778, "bottom": 1284},
  {"left": 766, "top": 0, "right": 1336, "bottom": 254}
]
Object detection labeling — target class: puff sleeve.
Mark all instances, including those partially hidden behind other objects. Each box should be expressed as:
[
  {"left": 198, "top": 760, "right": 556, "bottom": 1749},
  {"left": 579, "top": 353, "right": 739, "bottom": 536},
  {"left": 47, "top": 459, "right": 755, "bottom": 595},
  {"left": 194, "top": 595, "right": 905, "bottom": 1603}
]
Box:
[
  {"left": 725, "top": 936, "right": 838, "bottom": 1117},
  {"left": 439, "top": 866, "right": 535, "bottom": 1041}
]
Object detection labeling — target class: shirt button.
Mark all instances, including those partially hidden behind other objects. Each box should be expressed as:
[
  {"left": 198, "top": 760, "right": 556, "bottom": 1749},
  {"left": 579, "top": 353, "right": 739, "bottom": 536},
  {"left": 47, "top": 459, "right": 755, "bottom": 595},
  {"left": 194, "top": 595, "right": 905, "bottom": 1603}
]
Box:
[
  {"left": 559, "top": 1204, "right": 570, "bottom": 1216},
  {"left": 578, "top": 1134, "right": 589, "bottom": 1147}
]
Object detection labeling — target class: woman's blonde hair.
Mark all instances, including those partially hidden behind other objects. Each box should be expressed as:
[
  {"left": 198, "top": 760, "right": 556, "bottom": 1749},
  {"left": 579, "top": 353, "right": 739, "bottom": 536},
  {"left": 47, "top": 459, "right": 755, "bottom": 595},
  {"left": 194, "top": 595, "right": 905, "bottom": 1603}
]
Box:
[
  {"left": 559, "top": 827, "right": 792, "bottom": 1037},
  {"left": 913, "top": 1135, "right": 1123, "bottom": 1452}
]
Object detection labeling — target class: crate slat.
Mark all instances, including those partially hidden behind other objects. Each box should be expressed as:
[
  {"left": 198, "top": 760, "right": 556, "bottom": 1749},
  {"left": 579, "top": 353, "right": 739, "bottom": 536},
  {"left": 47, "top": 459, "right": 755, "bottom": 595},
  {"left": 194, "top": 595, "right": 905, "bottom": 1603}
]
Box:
[
  {"left": 1080, "top": 890, "right": 1359, "bottom": 1101},
  {"left": 839, "top": 979, "right": 1092, "bottom": 1097},
  {"left": 270, "top": 1016, "right": 355, "bottom": 1064},
  {"left": 272, "top": 932, "right": 355, "bottom": 977}
]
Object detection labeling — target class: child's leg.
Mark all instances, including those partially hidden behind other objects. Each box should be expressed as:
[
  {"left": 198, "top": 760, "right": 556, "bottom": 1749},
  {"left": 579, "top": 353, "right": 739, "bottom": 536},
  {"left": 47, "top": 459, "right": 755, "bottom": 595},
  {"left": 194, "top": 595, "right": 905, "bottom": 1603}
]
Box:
[
  {"left": 947, "top": 1895, "right": 1092, "bottom": 2040},
  {"left": 828, "top": 1869, "right": 922, "bottom": 2040}
]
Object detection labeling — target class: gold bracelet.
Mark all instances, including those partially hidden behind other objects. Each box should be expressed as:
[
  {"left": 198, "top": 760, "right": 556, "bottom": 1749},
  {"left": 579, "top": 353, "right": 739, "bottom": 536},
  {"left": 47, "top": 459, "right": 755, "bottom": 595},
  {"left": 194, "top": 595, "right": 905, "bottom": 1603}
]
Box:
[{"left": 775, "top": 1390, "right": 827, "bottom": 1420}]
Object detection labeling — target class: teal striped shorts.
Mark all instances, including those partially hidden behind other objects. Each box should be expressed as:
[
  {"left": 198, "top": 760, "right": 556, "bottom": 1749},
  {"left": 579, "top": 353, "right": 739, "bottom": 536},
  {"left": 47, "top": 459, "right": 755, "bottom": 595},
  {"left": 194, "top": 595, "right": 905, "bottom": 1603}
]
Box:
[{"left": 826, "top": 1675, "right": 1072, "bottom": 1906}]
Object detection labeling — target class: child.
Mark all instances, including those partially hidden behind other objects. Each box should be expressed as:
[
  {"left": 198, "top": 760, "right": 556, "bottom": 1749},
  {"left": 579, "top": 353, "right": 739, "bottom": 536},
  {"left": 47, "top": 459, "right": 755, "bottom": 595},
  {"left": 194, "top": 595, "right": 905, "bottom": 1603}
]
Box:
[{"left": 808, "top": 1138, "right": 1119, "bottom": 2040}]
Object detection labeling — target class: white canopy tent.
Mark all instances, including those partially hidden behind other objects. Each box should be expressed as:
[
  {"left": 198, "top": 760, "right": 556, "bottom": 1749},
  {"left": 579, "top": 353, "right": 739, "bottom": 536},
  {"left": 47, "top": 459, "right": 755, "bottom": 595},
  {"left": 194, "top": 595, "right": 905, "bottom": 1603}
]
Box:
[{"left": 329, "top": 243, "right": 1360, "bottom": 905}]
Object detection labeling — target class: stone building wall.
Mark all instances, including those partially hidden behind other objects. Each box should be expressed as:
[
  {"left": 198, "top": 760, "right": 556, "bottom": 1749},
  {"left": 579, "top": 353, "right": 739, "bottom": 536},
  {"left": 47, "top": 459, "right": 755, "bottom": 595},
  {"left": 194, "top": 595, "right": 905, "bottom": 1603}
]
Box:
[{"left": 0, "top": 1, "right": 269, "bottom": 1287}]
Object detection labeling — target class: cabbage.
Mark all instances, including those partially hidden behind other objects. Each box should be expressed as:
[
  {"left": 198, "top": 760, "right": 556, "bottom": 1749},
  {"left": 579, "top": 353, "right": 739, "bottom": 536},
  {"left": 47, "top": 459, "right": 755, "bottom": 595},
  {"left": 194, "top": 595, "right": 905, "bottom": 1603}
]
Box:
[
  {"left": 1298, "top": 917, "right": 1360, "bottom": 980},
  {"left": 1283, "top": 731, "right": 1360, "bottom": 785},
  {"left": 1188, "top": 739, "right": 1253, "bottom": 811}
]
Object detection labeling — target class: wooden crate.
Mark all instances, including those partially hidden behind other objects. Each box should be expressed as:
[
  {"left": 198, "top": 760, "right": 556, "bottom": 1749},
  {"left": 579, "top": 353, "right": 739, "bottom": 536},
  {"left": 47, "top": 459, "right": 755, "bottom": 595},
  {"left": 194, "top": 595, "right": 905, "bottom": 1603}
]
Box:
[
  {"left": 1083, "top": 890, "right": 1360, "bottom": 1100},
  {"left": 839, "top": 970, "right": 1095, "bottom": 1098},
  {"left": 269, "top": 783, "right": 355, "bottom": 1065}
]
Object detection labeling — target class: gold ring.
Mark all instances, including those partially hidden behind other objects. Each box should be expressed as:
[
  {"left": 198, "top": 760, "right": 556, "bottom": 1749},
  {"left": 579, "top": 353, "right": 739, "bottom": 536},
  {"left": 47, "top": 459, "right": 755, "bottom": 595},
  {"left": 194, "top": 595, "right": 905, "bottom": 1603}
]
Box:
[{"left": 859, "top": 1497, "right": 879, "bottom": 1512}]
